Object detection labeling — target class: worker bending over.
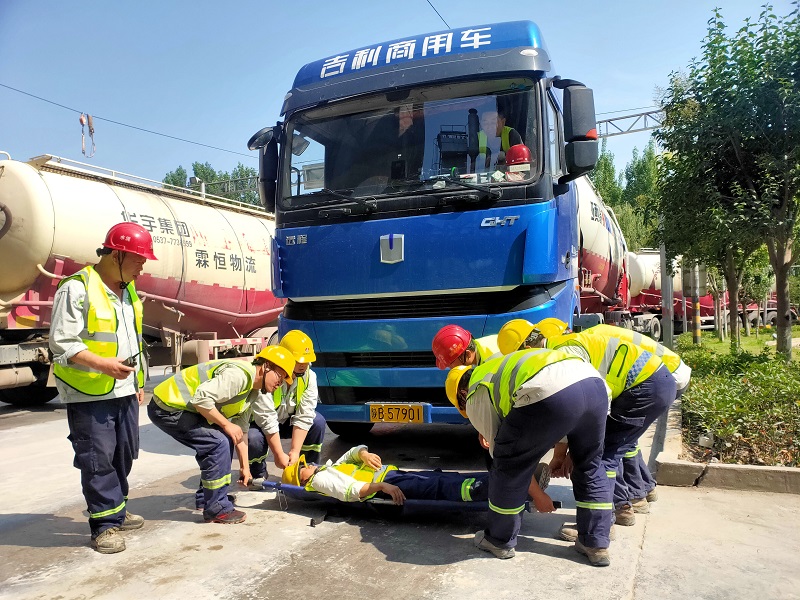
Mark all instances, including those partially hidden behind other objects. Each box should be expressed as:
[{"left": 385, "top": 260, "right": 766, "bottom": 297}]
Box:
[
  {"left": 432, "top": 324, "right": 500, "bottom": 370},
  {"left": 248, "top": 330, "right": 327, "bottom": 486},
  {"left": 446, "top": 349, "right": 613, "bottom": 566},
  {"left": 148, "top": 346, "right": 295, "bottom": 524}
]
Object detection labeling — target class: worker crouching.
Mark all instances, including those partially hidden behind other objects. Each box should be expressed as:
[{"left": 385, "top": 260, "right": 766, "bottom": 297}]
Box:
[
  {"left": 147, "top": 346, "right": 295, "bottom": 524},
  {"left": 446, "top": 349, "right": 613, "bottom": 566}
]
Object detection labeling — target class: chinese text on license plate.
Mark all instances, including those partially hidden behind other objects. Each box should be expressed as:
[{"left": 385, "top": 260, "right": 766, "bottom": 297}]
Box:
[{"left": 369, "top": 404, "right": 423, "bottom": 423}]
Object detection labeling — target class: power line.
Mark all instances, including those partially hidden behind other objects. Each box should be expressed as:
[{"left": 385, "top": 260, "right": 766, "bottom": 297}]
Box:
[
  {"left": 0, "top": 82, "right": 255, "bottom": 159},
  {"left": 425, "top": 0, "right": 450, "bottom": 28},
  {"left": 596, "top": 105, "right": 660, "bottom": 116}
]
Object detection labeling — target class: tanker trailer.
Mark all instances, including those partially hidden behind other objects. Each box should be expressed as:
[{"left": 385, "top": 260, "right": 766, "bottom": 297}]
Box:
[
  {"left": 0, "top": 153, "right": 284, "bottom": 406},
  {"left": 575, "top": 176, "right": 629, "bottom": 319}
]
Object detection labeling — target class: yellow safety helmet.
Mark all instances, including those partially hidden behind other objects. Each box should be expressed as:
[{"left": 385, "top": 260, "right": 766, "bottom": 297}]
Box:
[
  {"left": 534, "top": 318, "right": 570, "bottom": 338},
  {"left": 281, "top": 455, "right": 308, "bottom": 486},
  {"left": 280, "top": 330, "right": 317, "bottom": 363},
  {"left": 497, "top": 319, "right": 537, "bottom": 355},
  {"left": 255, "top": 345, "right": 296, "bottom": 385},
  {"left": 445, "top": 365, "right": 473, "bottom": 418}
]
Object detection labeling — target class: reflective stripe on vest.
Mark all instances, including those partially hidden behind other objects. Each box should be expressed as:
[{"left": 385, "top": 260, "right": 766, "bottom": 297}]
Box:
[
  {"left": 272, "top": 371, "right": 309, "bottom": 409},
  {"left": 590, "top": 324, "right": 681, "bottom": 373},
  {"left": 153, "top": 360, "right": 255, "bottom": 418},
  {"left": 548, "top": 331, "right": 662, "bottom": 398},
  {"left": 467, "top": 349, "right": 580, "bottom": 418},
  {"left": 474, "top": 335, "right": 500, "bottom": 366},
  {"left": 53, "top": 266, "right": 145, "bottom": 395}
]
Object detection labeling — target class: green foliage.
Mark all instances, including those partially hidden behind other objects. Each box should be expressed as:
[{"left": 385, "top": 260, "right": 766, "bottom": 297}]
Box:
[
  {"left": 589, "top": 138, "right": 623, "bottom": 206},
  {"left": 163, "top": 162, "right": 260, "bottom": 206},
  {"left": 679, "top": 343, "right": 800, "bottom": 466},
  {"left": 657, "top": 4, "right": 800, "bottom": 356}
]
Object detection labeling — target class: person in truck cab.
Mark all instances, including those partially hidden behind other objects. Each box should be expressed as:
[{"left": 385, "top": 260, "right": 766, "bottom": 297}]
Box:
[
  {"left": 478, "top": 107, "right": 523, "bottom": 170},
  {"left": 247, "top": 330, "right": 327, "bottom": 489},
  {"left": 49, "top": 222, "right": 156, "bottom": 554}
]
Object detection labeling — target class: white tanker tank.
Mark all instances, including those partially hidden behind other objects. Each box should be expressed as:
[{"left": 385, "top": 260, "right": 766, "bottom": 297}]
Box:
[
  {"left": 576, "top": 176, "right": 628, "bottom": 315},
  {"left": 0, "top": 153, "right": 284, "bottom": 405}
]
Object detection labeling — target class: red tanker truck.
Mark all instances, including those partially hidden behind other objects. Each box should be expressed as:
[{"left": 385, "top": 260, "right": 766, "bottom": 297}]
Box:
[
  {"left": 575, "top": 177, "right": 716, "bottom": 340},
  {"left": 0, "top": 152, "right": 284, "bottom": 406}
]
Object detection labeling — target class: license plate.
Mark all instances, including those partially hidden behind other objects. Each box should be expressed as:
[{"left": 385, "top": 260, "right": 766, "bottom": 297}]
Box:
[{"left": 368, "top": 403, "right": 423, "bottom": 423}]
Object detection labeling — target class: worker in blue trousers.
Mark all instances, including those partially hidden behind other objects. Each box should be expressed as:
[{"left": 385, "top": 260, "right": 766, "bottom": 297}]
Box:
[
  {"left": 445, "top": 349, "right": 613, "bottom": 566},
  {"left": 498, "top": 319, "right": 677, "bottom": 531},
  {"left": 148, "top": 346, "right": 296, "bottom": 524},
  {"left": 247, "top": 330, "right": 326, "bottom": 488},
  {"left": 50, "top": 222, "right": 157, "bottom": 554}
]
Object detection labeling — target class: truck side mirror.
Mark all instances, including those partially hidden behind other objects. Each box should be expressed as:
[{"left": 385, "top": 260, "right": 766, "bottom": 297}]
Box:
[
  {"left": 556, "top": 81, "right": 598, "bottom": 184},
  {"left": 259, "top": 139, "right": 279, "bottom": 213}
]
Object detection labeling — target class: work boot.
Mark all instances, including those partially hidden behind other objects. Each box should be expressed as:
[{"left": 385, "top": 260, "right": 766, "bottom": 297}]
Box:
[
  {"left": 90, "top": 528, "right": 125, "bottom": 554},
  {"left": 248, "top": 477, "right": 266, "bottom": 491},
  {"left": 574, "top": 540, "right": 611, "bottom": 567},
  {"left": 119, "top": 512, "right": 145, "bottom": 531},
  {"left": 557, "top": 524, "right": 616, "bottom": 543},
  {"left": 473, "top": 530, "right": 515, "bottom": 559},
  {"left": 614, "top": 504, "right": 636, "bottom": 526},
  {"left": 534, "top": 462, "right": 551, "bottom": 491},
  {"left": 646, "top": 488, "right": 659, "bottom": 503},
  {"left": 204, "top": 509, "right": 247, "bottom": 524},
  {"left": 631, "top": 498, "right": 650, "bottom": 514}
]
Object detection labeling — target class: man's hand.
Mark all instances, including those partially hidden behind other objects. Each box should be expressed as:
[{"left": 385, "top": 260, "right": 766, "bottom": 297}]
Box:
[
  {"left": 478, "top": 433, "right": 490, "bottom": 450},
  {"left": 137, "top": 389, "right": 145, "bottom": 405},
  {"left": 101, "top": 357, "right": 136, "bottom": 380},
  {"left": 288, "top": 449, "right": 300, "bottom": 467},
  {"left": 273, "top": 451, "right": 291, "bottom": 470},
  {"left": 359, "top": 449, "right": 382, "bottom": 470},
  {"left": 223, "top": 423, "right": 244, "bottom": 445},
  {"left": 238, "top": 468, "right": 253, "bottom": 488},
  {"left": 379, "top": 483, "right": 406, "bottom": 505},
  {"left": 532, "top": 491, "right": 556, "bottom": 513},
  {"left": 551, "top": 453, "right": 573, "bottom": 478}
]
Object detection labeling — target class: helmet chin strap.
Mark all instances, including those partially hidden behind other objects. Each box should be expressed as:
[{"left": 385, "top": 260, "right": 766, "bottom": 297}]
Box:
[
  {"left": 117, "top": 251, "right": 129, "bottom": 290},
  {"left": 260, "top": 367, "right": 268, "bottom": 394}
]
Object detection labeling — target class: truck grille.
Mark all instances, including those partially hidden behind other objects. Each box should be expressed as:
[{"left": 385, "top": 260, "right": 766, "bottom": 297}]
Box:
[
  {"left": 315, "top": 352, "right": 434, "bottom": 368},
  {"left": 284, "top": 281, "right": 567, "bottom": 321},
  {"left": 319, "top": 386, "right": 449, "bottom": 406}
]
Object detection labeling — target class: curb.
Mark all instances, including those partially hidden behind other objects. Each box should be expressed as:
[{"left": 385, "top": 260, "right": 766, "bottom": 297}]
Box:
[{"left": 654, "top": 399, "right": 800, "bottom": 494}]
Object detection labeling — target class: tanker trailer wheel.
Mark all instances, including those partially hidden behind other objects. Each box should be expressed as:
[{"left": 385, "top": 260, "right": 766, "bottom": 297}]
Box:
[
  {"left": 0, "top": 385, "right": 59, "bottom": 407},
  {"left": 648, "top": 318, "right": 662, "bottom": 342},
  {"left": 327, "top": 421, "right": 374, "bottom": 440}
]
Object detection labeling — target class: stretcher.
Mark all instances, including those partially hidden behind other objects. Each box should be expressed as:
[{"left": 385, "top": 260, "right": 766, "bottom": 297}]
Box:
[{"left": 260, "top": 479, "right": 555, "bottom": 520}]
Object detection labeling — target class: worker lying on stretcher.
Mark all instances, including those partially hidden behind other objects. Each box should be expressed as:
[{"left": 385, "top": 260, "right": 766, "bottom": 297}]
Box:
[
  {"left": 281, "top": 445, "right": 551, "bottom": 506},
  {"left": 281, "top": 445, "right": 488, "bottom": 504}
]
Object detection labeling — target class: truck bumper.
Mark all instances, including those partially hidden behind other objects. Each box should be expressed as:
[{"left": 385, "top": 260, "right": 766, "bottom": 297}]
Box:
[{"left": 316, "top": 403, "right": 469, "bottom": 425}]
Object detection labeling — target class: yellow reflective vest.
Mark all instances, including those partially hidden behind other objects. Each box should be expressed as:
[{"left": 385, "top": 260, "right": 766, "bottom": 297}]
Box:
[
  {"left": 474, "top": 335, "right": 500, "bottom": 366},
  {"left": 478, "top": 126, "right": 514, "bottom": 155},
  {"left": 271, "top": 371, "right": 308, "bottom": 409},
  {"left": 53, "top": 265, "right": 144, "bottom": 396},
  {"left": 309, "top": 462, "right": 398, "bottom": 499},
  {"left": 153, "top": 359, "right": 256, "bottom": 419},
  {"left": 588, "top": 324, "right": 682, "bottom": 373},
  {"left": 467, "top": 348, "right": 581, "bottom": 417},
  {"left": 547, "top": 330, "right": 662, "bottom": 398}
]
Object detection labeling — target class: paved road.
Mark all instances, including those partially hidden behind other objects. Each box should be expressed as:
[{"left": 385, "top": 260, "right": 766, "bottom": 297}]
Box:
[{"left": 1, "top": 394, "right": 799, "bottom": 600}]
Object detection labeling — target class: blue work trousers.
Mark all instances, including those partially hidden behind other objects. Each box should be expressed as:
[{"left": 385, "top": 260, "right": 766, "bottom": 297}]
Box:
[
  {"left": 383, "top": 471, "right": 489, "bottom": 502},
  {"left": 605, "top": 366, "right": 676, "bottom": 508},
  {"left": 248, "top": 412, "right": 327, "bottom": 477},
  {"left": 66, "top": 395, "right": 139, "bottom": 536},
  {"left": 486, "top": 377, "right": 612, "bottom": 550},
  {"left": 620, "top": 447, "right": 657, "bottom": 500},
  {"left": 147, "top": 401, "right": 235, "bottom": 520}
]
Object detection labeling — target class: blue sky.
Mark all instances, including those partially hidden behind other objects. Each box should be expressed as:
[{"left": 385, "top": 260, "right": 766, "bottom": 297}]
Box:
[{"left": 0, "top": 0, "right": 792, "bottom": 185}]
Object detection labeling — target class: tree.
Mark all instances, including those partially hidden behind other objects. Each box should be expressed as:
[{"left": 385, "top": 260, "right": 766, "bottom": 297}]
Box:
[
  {"left": 657, "top": 5, "right": 800, "bottom": 355},
  {"left": 590, "top": 138, "right": 623, "bottom": 206},
  {"left": 163, "top": 162, "right": 260, "bottom": 207}
]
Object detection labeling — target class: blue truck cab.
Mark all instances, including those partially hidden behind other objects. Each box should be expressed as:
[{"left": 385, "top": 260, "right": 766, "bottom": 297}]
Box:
[{"left": 248, "top": 21, "right": 598, "bottom": 436}]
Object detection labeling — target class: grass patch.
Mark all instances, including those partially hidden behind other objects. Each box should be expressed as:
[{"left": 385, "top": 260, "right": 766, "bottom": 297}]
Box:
[{"left": 677, "top": 332, "right": 800, "bottom": 467}]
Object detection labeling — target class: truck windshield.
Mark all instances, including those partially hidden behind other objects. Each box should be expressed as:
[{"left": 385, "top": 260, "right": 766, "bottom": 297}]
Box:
[{"left": 280, "top": 78, "right": 540, "bottom": 209}]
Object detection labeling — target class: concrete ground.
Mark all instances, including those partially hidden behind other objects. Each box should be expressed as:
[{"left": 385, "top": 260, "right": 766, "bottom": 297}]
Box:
[{"left": 1, "top": 372, "right": 799, "bottom": 599}]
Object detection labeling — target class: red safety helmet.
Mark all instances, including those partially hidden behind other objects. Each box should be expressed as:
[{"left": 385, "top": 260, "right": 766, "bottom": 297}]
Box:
[
  {"left": 505, "top": 144, "right": 532, "bottom": 170},
  {"left": 101, "top": 222, "right": 158, "bottom": 260},
  {"left": 432, "top": 325, "right": 473, "bottom": 369}
]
